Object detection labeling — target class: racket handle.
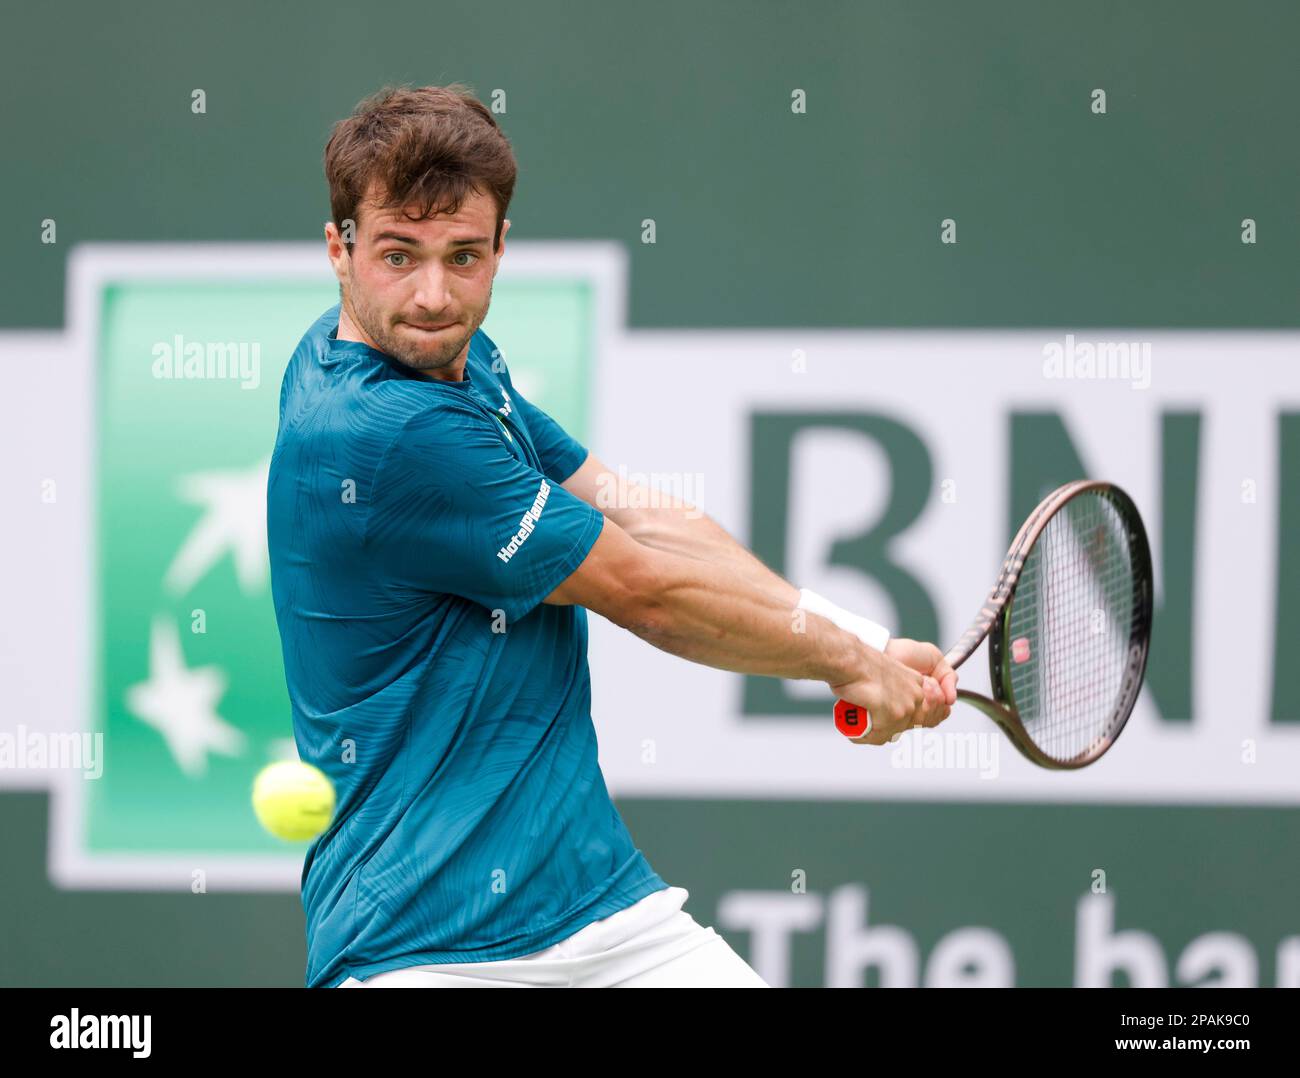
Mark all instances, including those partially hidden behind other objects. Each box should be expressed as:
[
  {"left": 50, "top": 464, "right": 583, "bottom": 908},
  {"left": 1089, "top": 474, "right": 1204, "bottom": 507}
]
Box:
[{"left": 834, "top": 698, "right": 873, "bottom": 742}]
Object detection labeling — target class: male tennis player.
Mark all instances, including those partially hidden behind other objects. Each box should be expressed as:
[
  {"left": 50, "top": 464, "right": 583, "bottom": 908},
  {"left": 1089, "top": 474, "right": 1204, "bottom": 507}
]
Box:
[{"left": 267, "top": 84, "right": 956, "bottom": 989}]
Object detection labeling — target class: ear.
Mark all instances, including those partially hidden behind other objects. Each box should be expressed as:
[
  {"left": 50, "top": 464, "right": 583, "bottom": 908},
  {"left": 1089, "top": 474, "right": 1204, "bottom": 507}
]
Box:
[{"left": 323, "top": 222, "right": 349, "bottom": 281}]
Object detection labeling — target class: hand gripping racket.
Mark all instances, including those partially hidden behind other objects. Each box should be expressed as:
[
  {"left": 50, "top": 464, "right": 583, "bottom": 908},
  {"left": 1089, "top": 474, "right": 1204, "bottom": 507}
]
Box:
[{"left": 834, "top": 479, "right": 1153, "bottom": 769}]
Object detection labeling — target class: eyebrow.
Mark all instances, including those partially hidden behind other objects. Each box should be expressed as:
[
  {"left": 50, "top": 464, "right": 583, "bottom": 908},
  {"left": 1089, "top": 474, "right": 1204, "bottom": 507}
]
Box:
[{"left": 372, "top": 231, "right": 492, "bottom": 249}]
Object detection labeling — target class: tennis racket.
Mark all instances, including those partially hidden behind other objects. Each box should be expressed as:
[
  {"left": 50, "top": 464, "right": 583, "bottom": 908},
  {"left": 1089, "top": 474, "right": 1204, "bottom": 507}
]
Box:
[{"left": 833, "top": 479, "right": 1153, "bottom": 769}]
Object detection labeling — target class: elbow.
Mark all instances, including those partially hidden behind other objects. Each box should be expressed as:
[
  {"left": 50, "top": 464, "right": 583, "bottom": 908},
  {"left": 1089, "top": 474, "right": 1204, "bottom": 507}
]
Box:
[{"left": 620, "top": 551, "right": 669, "bottom": 638}]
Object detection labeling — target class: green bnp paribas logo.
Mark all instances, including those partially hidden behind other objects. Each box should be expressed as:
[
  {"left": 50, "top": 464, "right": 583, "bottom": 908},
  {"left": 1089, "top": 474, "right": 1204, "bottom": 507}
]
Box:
[{"left": 90, "top": 282, "right": 312, "bottom": 863}]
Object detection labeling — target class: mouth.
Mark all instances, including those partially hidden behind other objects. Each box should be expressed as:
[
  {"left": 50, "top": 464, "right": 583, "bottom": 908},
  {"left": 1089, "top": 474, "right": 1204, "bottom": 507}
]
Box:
[{"left": 403, "top": 321, "right": 455, "bottom": 333}]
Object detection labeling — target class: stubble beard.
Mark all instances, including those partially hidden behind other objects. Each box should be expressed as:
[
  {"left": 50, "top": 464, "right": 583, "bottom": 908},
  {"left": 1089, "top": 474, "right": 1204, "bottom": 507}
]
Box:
[{"left": 344, "top": 281, "right": 492, "bottom": 378}]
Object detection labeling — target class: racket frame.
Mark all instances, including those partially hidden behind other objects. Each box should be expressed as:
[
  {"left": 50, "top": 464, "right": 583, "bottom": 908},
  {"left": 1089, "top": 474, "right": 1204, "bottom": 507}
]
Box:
[{"left": 946, "top": 479, "right": 1154, "bottom": 769}]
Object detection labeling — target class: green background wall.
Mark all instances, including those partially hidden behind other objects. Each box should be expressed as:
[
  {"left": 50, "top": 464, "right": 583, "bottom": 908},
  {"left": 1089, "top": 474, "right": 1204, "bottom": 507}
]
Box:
[{"left": 2, "top": 1, "right": 1297, "bottom": 986}]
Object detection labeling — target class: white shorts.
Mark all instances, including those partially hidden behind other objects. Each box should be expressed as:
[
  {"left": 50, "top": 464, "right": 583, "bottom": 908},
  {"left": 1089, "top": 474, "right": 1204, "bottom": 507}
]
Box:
[{"left": 336, "top": 886, "right": 769, "bottom": 988}]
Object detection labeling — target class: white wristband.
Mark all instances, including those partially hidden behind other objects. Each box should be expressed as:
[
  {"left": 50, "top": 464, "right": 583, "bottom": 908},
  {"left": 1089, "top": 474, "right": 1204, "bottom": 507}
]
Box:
[{"left": 796, "top": 587, "right": 892, "bottom": 653}]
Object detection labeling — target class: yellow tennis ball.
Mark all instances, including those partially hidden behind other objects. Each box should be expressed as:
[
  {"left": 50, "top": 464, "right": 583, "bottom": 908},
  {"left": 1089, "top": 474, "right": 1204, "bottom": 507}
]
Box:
[{"left": 252, "top": 760, "right": 335, "bottom": 842}]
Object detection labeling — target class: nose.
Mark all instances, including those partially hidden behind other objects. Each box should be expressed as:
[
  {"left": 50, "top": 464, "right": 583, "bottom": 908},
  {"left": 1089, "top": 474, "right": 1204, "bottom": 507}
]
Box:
[{"left": 409, "top": 262, "right": 454, "bottom": 319}]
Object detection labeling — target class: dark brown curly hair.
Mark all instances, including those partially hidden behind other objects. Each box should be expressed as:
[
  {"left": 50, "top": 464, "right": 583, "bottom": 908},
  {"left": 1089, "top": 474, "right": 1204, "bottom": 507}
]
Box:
[{"left": 324, "top": 83, "right": 517, "bottom": 255}]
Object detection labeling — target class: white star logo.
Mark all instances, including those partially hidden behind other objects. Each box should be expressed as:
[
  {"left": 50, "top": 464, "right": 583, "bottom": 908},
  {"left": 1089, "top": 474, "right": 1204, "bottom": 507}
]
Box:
[
  {"left": 124, "top": 616, "right": 246, "bottom": 777},
  {"left": 164, "top": 457, "right": 271, "bottom": 596}
]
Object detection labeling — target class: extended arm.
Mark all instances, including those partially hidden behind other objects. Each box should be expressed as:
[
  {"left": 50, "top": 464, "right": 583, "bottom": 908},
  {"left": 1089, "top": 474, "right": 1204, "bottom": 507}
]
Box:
[
  {"left": 543, "top": 510, "right": 952, "bottom": 741},
  {"left": 555, "top": 450, "right": 956, "bottom": 713}
]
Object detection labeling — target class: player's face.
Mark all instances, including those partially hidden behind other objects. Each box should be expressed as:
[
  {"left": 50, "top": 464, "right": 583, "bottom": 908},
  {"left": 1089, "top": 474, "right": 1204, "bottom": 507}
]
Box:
[{"left": 331, "top": 183, "right": 508, "bottom": 379}]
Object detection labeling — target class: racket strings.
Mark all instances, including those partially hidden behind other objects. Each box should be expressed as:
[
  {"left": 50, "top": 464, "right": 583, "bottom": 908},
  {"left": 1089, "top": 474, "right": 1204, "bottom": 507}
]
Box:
[{"left": 1006, "top": 493, "right": 1138, "bottom": 762}]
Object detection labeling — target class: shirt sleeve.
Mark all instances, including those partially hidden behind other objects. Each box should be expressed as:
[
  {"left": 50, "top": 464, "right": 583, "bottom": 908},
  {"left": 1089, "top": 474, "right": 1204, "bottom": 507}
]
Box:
[
  {"left": 366, "top": 403, "right": 604, "bottom": 623},
  {"left": 503, "top": 380, "right": 590, "bottom": 485}
]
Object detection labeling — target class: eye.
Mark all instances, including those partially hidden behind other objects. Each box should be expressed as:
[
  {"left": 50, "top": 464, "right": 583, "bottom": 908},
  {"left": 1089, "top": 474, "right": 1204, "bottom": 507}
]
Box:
[
  {"left": 452, "top": 251, "right": 479, "bottom": 267},
  {"left": 384, "top": 252, "right": 410, "bottom": 268}
]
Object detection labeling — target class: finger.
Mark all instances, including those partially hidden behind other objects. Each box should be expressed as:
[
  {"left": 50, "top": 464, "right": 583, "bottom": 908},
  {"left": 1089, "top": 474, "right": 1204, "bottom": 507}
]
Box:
[
  {"left": 902, "top": 661, "right": 927, "bottom": 684},
  {"left": 919, "top": 703, "right": 947, "bottom": 728},
  {"left": 922, "top": 676, "right": 942, "bottom": 705},
  {"left": 940, "top": 671, "right": 957, "bottom": 705}
]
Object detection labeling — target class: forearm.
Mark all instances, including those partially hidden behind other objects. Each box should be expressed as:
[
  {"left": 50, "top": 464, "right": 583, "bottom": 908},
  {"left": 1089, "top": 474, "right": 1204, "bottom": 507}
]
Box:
[
  {"left": 626, "top": 504, "right": 800, "bottom": 608},
  {"left": 628, "top": 504, "right": 894, "bottom": 648},
  {"left": 578, "top": 459, "right": 885, "bottom": 657},
  {"left": 630, "top": 546, "right": 866, "bottom": 685},
  {"left": 564, "top": 452, "right": 798, "bottom": 606}
]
